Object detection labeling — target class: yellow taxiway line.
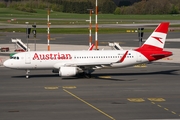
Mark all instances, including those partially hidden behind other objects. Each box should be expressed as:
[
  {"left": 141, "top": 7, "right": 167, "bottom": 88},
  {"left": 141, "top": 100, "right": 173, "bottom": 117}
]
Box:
[{"left": 63, "top": 89, "right": 115, "bottom": 120}]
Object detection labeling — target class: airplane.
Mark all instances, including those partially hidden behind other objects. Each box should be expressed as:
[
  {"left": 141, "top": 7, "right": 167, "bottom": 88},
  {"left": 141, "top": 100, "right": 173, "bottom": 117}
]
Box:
[{"left": 3, "top": 22, "right": 173, "bottom": 79}]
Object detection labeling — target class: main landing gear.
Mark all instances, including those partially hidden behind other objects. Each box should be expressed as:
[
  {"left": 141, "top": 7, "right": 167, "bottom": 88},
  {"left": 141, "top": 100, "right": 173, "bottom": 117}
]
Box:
[
  {"left": 26, "top": 70, "right": 30, "bottom": 79},
  {"left": 84, "top": 72, "right": 91, "bottom": 78},
  {"left": 78, "top": 72, "right": 91, "bottom": 78},
  {"left": 82, "top": 70, "right": 94, "bottom": 78}
]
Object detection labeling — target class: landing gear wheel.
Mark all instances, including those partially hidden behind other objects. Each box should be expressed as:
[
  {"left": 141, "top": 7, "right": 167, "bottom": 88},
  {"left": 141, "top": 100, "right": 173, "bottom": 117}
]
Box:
[
  {"left": 26, "top": 75, "right": 29, "bottom": 79},
  {"left": 26, "top": 70, "right": 30, "bottom": 79},
  {"left": 84, "top": 73, "right": 91, "bottom": 78}
]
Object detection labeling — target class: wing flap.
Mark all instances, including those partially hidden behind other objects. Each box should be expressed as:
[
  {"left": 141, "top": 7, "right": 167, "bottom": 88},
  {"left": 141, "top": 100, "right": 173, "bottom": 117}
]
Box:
[{"left": 53, "top": 62, "right": 111, "bottom": 69}]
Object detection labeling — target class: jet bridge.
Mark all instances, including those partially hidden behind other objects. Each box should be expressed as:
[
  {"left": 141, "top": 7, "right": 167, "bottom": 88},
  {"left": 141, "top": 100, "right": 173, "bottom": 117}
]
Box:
[{"left": 11, "top": 38, "right": 30, "bottom": 51}]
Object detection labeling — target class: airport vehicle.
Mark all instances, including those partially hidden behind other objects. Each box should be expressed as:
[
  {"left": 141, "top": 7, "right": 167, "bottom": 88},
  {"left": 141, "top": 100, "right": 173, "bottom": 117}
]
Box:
[{"left": 3, "top": 22, "right": 172, "bottom": 78}]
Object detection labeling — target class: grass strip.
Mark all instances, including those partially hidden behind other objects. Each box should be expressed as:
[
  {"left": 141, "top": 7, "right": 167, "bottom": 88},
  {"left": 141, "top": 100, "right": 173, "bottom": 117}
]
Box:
[{"left": 0, "top": 28, "right": 155, "bottom": 34}]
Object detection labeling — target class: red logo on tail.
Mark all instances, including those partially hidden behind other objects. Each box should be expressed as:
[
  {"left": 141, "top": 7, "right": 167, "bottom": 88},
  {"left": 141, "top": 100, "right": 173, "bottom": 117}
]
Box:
[{"left": 152, "top": 36, "right": 163, "bottom": 44}]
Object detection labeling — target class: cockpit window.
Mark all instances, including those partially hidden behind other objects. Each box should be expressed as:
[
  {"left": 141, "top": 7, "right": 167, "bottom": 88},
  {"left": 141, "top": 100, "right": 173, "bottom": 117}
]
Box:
[{"left": 11, "top": 56, "right": 20, "bottom": 60}]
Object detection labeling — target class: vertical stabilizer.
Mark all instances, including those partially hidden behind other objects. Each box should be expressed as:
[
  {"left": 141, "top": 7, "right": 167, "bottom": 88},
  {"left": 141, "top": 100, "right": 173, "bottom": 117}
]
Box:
[
  {"left": 135, "top": 22, "right": 172, "bottom": 62},
  {"left": 137, "top": 22, "right": 169, "bottom": 51}
]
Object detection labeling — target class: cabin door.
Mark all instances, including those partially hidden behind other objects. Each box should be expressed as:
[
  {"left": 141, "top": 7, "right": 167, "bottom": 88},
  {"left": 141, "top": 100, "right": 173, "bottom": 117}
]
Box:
[{"left": 25, "top": 53, "right": 31, "bottom": 64}]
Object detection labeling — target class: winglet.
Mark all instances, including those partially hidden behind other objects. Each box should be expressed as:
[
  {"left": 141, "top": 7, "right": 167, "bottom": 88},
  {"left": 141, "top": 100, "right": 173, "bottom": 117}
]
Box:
[
  {"left": 88, "top": 44, "right": 94, "bottom": 51},
  {"left": 119, "top": 51, "right": 128, "bottom": 63}
]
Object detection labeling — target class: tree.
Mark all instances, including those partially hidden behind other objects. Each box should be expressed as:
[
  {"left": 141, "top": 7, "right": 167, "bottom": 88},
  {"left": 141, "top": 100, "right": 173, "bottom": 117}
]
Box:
[{"left": 102, "top": 0, "right": 116, "bottom": 13}]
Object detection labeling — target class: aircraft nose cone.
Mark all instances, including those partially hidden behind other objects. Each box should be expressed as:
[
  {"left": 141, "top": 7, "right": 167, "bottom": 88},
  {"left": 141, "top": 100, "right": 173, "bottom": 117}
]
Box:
[{"left": 3, "top": 60, "right": 10, "bottom": 67}]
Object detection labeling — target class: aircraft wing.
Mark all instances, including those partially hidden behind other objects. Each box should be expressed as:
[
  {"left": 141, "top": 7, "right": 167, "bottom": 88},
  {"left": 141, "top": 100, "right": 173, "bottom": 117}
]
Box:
[
  {"left": 53, "top": 51, "right": 128, "bottom": 69},
  {"left": 54, "top": 62, "right": 112, "bottom": 70},
  {"left": 74, "top": 62, "right": 113, "bottom": 69}
]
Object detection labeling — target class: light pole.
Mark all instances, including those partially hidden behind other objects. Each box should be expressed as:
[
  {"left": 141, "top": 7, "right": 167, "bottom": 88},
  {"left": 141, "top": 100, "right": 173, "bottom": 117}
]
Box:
[
  {"left": 32, "top": 23, "right": 36, "bottom": 51},
  {"left": 86, "top": 9, "right": 93, "bottom": 47},
  {"left": 138, "top": 28, "right": 144, "bottom": 47},
  {"left": 47, "top": 8, "right": 50, "bottom": 51},
  {"left": 95, "top": 0, "right": 98, "bottom": 50},
  {"left": 25, "top": 22, "right": 29, "bottom": 51}
]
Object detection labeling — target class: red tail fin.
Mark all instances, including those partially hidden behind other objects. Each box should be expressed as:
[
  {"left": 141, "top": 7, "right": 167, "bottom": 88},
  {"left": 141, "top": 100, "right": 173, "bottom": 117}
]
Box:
[
  {"left": 135, "top": 22, "right": 172, "bottom": 61},
  {"left": 136, "top": 22, "right": 169, "bottom": 51}
]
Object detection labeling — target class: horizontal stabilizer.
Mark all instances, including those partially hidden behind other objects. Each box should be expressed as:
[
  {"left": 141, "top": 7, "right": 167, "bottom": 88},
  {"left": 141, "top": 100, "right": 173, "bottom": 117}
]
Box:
[{"left": 151, "top": 54, "right": 167, "bottom": 57}]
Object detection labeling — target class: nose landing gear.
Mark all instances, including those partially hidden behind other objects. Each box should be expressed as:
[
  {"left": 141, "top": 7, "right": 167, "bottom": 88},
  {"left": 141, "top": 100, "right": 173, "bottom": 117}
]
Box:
[{"left": 26, "top": 70, "right": 30, "bottom": 79}]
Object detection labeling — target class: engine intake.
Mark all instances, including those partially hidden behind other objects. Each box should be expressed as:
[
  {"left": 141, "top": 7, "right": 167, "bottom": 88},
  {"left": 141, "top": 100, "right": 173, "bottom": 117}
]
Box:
[{"left": 59, "top": 67, "right": 78, "bottom": 77}]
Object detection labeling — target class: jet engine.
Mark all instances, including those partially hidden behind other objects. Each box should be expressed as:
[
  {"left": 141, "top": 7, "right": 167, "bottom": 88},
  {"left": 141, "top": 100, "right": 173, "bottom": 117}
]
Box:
[{"left": 59, "top": 67, "right": 78, "bottom": 77}]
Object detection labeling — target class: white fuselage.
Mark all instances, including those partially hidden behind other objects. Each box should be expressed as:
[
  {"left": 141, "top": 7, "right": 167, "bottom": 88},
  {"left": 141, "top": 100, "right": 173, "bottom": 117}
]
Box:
[{"left": 4, "top": 50, "right": 148, "bottom": 70}]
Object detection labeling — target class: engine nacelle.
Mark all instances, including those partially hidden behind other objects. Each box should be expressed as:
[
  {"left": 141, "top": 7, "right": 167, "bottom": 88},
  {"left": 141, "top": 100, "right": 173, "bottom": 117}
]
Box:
[{"left": 59, "top": 67, "right": 78, "bottom": 77}]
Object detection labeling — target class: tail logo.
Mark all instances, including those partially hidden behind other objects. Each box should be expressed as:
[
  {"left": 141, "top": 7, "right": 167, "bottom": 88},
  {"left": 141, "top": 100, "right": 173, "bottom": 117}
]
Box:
[{"left": 152, "top": 36, "right": 163, "bottom": 44}]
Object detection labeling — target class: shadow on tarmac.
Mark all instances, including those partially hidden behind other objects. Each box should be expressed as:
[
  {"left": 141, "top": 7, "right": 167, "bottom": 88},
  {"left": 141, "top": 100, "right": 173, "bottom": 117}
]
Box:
[{"left": 11, "top": 69, "right": 179, "bottom": 81}]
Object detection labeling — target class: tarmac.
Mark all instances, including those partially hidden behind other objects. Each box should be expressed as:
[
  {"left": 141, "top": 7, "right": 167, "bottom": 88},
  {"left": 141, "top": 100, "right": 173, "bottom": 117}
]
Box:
[
  {"left": 0, "top": 43, "right": 179, "bottom": 66},
  {"left": 0, "top": 43, "right": 180, "bottom": 120}
]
